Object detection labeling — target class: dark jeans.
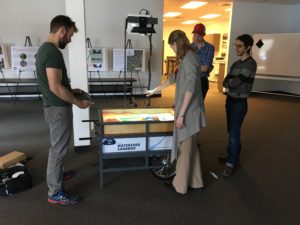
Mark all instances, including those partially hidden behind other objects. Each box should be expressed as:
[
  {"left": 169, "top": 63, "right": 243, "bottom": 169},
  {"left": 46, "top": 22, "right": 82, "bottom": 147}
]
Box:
[
  {"left": 201, "top": 77, "right": 209, "bottom": 100},
  {"left": 225, "top": 96, "right": 248, "bottom": 167}
]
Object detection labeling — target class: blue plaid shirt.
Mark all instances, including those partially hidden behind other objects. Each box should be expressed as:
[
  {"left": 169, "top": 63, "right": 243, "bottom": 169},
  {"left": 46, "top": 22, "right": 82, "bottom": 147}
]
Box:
[{"left": 191, "top": 41, "right": 215, "bottom": 78}]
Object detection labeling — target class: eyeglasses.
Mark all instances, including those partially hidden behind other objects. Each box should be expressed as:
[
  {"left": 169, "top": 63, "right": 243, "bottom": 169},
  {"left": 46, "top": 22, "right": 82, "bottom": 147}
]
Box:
[{"left": 233, "top": 44, "right": 245, "bottom": 49}]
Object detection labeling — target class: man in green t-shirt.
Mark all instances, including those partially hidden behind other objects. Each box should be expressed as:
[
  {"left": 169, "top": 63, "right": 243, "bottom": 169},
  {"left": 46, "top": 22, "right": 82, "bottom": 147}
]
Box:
[{"left": 36, "top": 15, "right": 90, "bottom": 205}]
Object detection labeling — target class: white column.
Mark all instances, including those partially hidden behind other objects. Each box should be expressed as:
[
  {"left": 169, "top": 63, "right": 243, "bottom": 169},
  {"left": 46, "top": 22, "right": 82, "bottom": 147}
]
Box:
[{"left": 65, "top": 0, "right": 90, "bottom": 150}]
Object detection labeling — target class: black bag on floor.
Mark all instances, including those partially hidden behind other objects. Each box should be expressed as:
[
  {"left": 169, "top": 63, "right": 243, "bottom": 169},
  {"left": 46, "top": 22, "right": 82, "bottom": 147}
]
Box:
[{"left": 0, "top": 163, "right": 32, "bottom": 196}]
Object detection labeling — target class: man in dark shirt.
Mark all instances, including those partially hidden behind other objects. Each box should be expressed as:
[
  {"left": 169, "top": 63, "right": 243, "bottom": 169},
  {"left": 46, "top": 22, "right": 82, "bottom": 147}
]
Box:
[
  {"left": 36, "top": 15, "right": 90, "bottom": 205},
  {"left": 221, "top": 34, "right": 257, "bottom": 176}
]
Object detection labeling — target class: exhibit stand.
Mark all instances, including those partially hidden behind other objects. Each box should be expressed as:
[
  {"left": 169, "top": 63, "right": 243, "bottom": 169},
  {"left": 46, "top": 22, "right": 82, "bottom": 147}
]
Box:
[{"left": 97, "top": 107, "right": 175, "bottom": 188}]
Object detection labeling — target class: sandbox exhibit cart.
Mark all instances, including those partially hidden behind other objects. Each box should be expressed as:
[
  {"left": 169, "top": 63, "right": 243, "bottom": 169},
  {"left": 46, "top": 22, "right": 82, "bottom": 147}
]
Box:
[{"left": 97, "top": 108, "right": 176, "bottom": 188}]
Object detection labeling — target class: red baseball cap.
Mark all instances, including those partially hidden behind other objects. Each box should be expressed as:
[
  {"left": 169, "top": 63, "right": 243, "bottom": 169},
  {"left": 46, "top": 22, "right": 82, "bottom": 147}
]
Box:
[{"left": 192, "top": 23, "right": 206, "bottom": 35}]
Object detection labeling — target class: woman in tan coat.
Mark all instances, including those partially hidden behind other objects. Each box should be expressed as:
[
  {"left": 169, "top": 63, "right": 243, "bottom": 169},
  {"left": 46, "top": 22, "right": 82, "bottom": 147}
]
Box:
[{"left": 145, "top": 30, "right": 206, "bottom": 194}]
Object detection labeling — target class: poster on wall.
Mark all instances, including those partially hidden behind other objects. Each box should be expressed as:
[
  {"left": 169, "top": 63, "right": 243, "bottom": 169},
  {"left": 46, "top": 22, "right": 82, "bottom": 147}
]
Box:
[
  {"left": 113, "top": 48, "right": 125, "bottom": 72},
  {"left": 86, "top": 47, "right": 108, "bottom": 72},
  {"left": 126, "top": 49, "right": 146, "bottom": 72},
  {"left": 113, "top": 48, "right": 146, "bottom": 72},
  {"left": 11, "top": 46, "right": 39, "bottom": 72}
]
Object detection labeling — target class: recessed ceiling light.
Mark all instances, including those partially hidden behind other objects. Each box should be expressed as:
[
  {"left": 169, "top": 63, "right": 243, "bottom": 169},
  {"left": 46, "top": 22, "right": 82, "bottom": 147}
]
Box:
[
  {"left": 181, "top": 20, "right": 199, "bottom": 25},
  {"left": 180, "top": 1, "right": 207, "bottom": 9},
  {"left": 200, "top": 14, "right": 221, "bottom": 19},
  {"left": 164, "top": 12, "right": 182, "bottom": 17}
]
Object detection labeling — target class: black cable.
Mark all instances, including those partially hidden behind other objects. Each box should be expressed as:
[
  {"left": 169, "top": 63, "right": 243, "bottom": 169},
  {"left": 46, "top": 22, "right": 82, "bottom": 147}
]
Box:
[
  {"left": 126, "top": 8, "right": 155, "bottom": 106},
  {"left": 123, "top": 17, "right": 128, "bottom": 107},
  {"left": 146, "top": 32, "right": 153, "bottom": 107}
]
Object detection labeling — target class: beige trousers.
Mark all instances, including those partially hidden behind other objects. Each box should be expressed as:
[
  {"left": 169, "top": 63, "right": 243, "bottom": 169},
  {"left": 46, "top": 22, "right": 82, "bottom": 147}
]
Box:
[{"left": 172, "top": 133, "right": 203, "bottom": 194}]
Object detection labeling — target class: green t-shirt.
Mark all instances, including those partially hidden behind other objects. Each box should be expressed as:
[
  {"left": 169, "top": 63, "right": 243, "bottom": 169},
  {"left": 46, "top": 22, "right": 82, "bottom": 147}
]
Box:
[{"left": 36, "top": 42, "right": 72, "bottom": 107}]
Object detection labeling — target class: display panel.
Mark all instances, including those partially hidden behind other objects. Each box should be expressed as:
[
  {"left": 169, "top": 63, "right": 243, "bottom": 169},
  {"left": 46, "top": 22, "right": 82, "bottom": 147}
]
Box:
[
  {"left": 101, "top": 108, "right": 174, "bottom": 135},
  {"left": 11, "top": 46, "right": 39, "bottom": 72},
  {"left": 102, "top": 108, "right": 174, "bottom": 122},
  {"left": 87, "top": 47, "right": 108, "bottom": 72},
  {"left": 113, "top": 48, "right": 146, "bottom": 72}
]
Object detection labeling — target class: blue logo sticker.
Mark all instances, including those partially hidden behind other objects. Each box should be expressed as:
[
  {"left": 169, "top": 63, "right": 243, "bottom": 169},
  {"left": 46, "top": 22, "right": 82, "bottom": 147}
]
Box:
[{"left": 103, "top": 138, "right": 116, "bottom": 145}]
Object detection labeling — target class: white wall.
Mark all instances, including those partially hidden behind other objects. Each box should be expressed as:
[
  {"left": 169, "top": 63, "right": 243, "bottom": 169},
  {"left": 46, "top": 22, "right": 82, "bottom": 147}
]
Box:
[
  {"left": 228, "top": 1, "right": 300, "bottom": 94},
  {"left": 0, "top": 0, "right": 66, "bottom": 78},
  {"left": 0, "top": 0, "right": 65, "bottom": 45},
  {"left": 0, "top": 0, "right": 164, "bottom": 91}
]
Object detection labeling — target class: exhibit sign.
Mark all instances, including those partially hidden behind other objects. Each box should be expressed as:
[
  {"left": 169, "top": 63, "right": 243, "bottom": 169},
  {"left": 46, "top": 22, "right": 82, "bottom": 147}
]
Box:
[
  {"left": 102, "top": 136, "right": 173, "bottom": 153},
  {"left": 102, "top": 137, "right": 146, "bottom": 153}
]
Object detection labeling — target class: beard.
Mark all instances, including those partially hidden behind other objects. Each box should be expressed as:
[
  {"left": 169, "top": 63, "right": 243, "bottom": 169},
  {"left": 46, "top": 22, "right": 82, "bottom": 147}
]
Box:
[
  {"left": 58, "top": 40, "right": 67, "bottom": 49},
  {"left": 58, "top": 34, "right": 68, "bottom": 49}
]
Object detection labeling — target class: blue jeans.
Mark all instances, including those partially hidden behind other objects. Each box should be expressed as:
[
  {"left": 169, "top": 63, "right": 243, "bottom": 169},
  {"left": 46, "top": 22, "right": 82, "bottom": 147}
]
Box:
[{"left": 225, "top": 96, "right": 248, "bottom": 167}]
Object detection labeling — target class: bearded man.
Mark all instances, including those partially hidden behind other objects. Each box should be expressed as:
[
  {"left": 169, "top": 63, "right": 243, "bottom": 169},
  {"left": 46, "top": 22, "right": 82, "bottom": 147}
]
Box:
[{"left": 36, "top": 15, "right": 91, "bottom": 205}]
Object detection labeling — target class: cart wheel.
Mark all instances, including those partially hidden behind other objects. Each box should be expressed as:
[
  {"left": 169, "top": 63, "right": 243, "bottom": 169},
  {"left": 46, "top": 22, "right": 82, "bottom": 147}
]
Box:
[{"left": 150, "top": 153, "right": 176, "bottom": 180}]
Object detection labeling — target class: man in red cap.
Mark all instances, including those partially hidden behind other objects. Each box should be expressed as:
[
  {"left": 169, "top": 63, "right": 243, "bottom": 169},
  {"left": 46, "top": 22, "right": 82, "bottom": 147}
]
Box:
[{"left": 191, "top": 23, "right": 215, "bottom": 100}]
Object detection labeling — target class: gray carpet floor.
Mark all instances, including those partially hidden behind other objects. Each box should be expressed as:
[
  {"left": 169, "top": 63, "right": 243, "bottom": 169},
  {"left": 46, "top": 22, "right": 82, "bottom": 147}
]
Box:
[{"left": 0, "top": 83, "right": 300, "bottom": 225}]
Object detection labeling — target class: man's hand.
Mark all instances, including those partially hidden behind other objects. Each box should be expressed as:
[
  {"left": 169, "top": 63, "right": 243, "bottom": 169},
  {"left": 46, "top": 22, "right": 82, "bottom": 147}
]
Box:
[
  {"left": 72, "top": 88, "right": 83, "bottom": 94},
  {"left": 75, "top": 99, "right": 93, "bottom": 109}
]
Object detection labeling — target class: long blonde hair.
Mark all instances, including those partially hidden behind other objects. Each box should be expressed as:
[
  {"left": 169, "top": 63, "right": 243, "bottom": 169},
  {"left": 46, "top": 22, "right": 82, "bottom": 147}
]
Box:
[{"left": 168, "top": 30, "right": 194, "bottom": 62}]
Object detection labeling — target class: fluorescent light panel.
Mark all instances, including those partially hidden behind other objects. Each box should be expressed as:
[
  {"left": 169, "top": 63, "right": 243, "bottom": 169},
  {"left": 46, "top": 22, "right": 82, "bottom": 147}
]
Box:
[
  {"left": 200, "top": 14, "right": 221, "bottom": 19},
  {"left": 164, "top": 12, "right": 182, "bottom": 17},
  {"left": 181, "top": 20, "right": 199, "bottom": 25},
  {"left": 180, "top": 1, "right": 207, "bottom": 9}
]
